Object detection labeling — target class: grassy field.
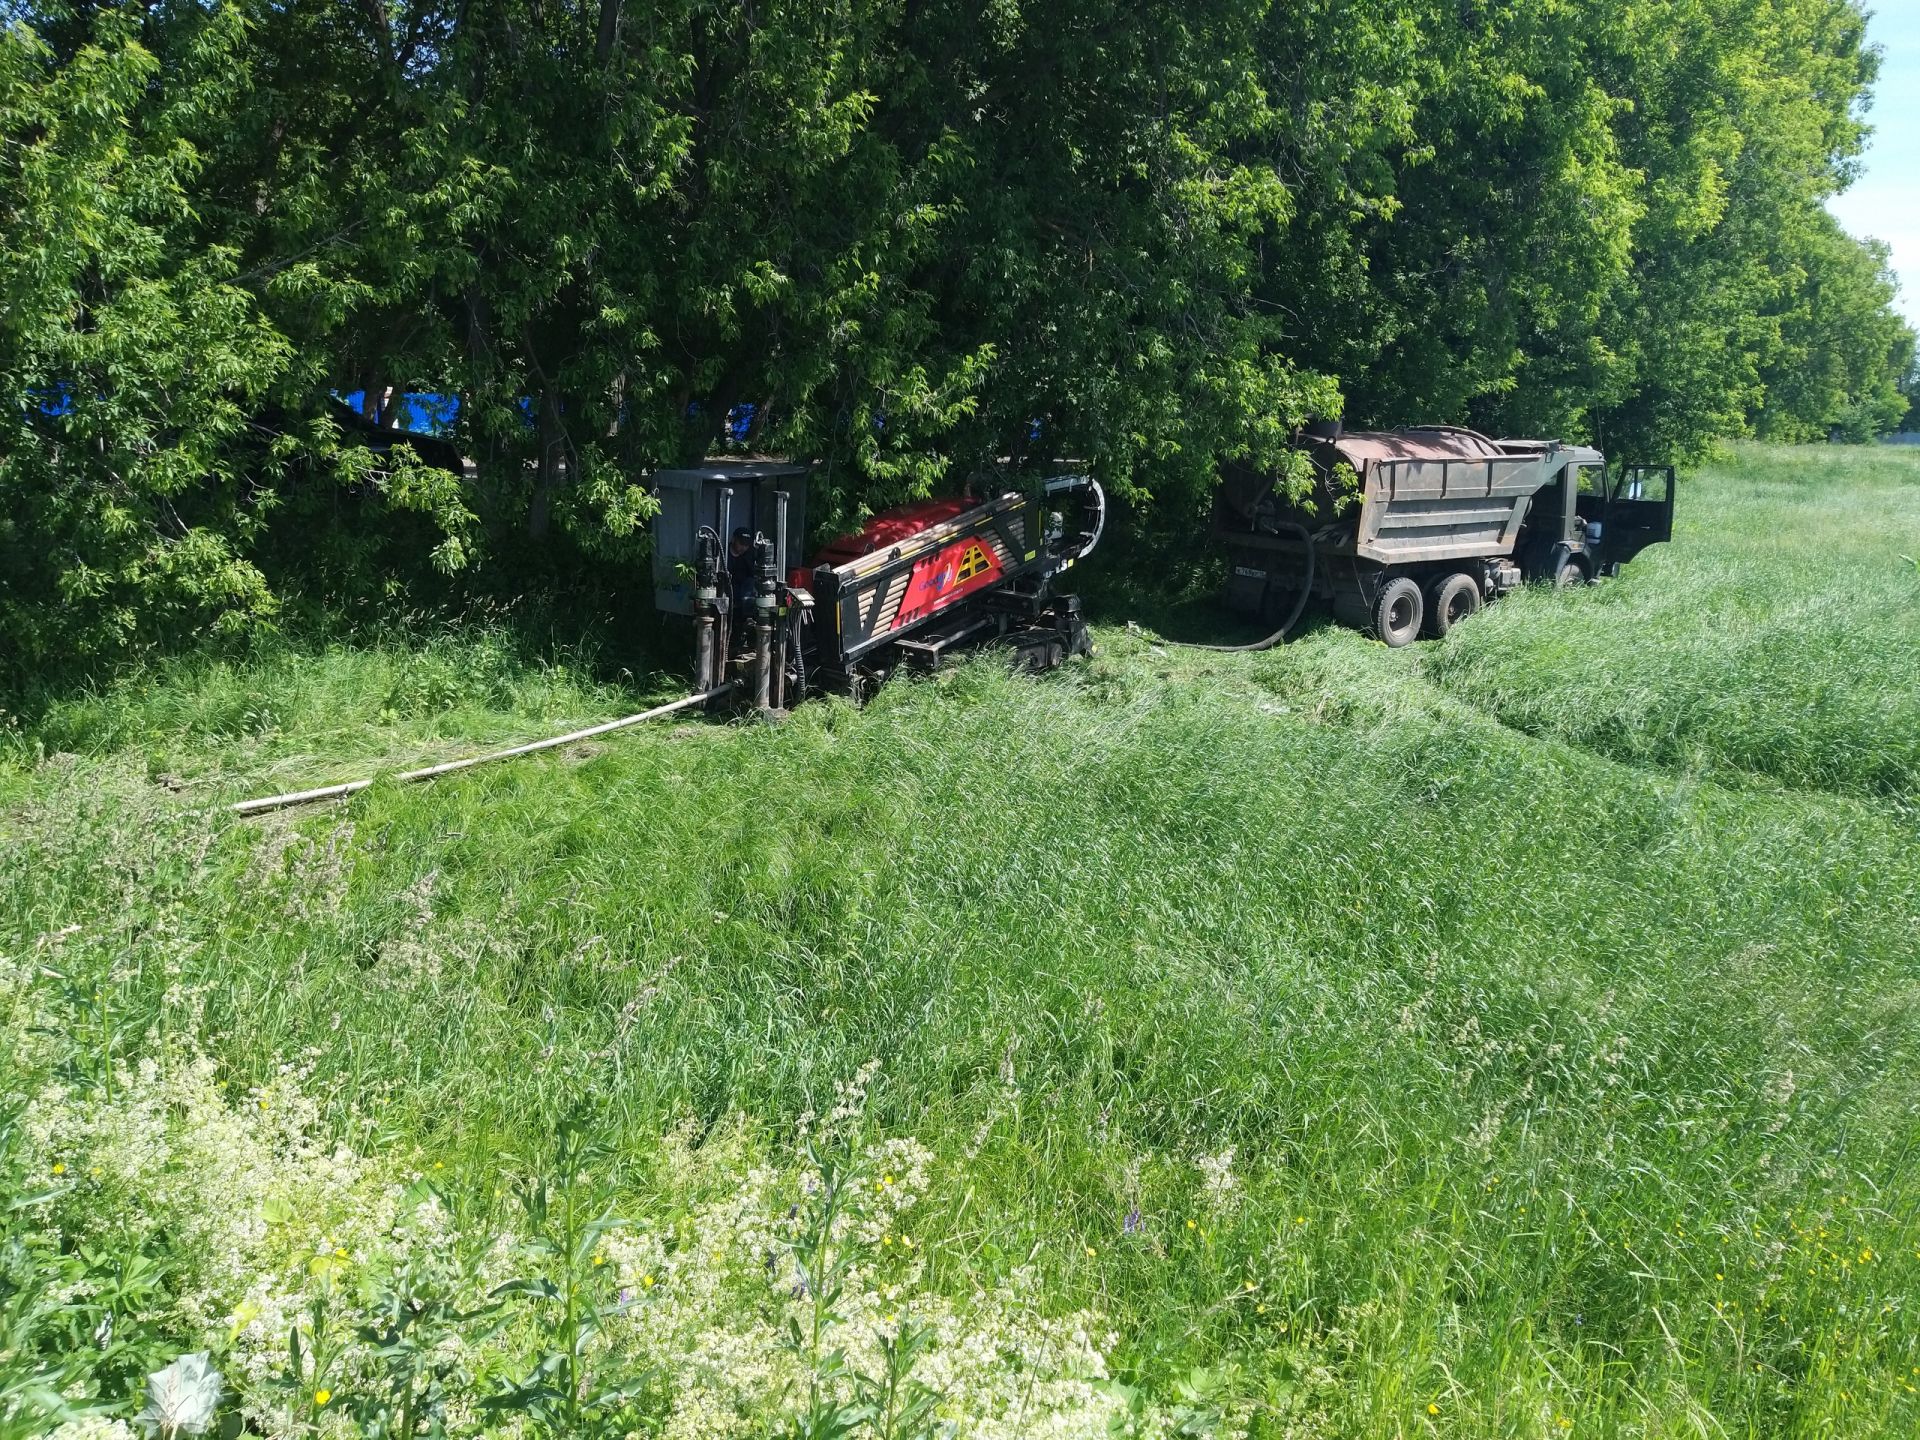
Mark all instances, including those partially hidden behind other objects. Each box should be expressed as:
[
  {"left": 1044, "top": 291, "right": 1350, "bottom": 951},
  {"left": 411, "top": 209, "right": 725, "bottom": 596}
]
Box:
[{"left": 4, "top": 443, "right": 1918, "bottom": 1438}]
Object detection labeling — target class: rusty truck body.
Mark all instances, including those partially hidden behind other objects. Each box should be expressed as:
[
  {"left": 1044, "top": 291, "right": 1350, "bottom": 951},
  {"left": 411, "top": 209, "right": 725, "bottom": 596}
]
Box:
[{"left": 1215, "top": 425, "right": 1674, "bottom": 646}]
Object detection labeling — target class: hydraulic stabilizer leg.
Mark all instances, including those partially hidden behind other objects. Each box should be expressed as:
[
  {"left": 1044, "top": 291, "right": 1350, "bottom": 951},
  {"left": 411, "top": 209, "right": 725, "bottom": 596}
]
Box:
[
  {"left": 772, "top": 491, "right": 790, "bottom": 712},
  {"left": 752, "top": 533, "right": 777, "bottom": 712},
  {"left": 693, "top": 527, "right": 723, "bottom": 693}
]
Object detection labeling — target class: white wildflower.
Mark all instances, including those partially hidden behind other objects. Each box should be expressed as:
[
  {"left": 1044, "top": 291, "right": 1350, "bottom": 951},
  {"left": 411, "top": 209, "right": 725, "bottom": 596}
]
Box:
[
  {"left": 1196, "top": 1146, "right": 1238, "bottom": 1211},
  {"left": 136, "top": 1351, "right": 223, "bottom": 1436},
  {"left": 50, "top": 1421, "right": 139, "bottom": 1440},
  {"left": 825, "top": 1058, "right": 883, "bottom": 1128},
  {"left": 8, "top": 948, "right": 1190, "bottom": 1440}
]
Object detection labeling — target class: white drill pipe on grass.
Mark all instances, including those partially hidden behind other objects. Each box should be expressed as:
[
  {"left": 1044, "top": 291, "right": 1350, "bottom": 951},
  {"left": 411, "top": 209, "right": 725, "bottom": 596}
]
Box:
[{"left": 228, "top": 684, "right": 734, "bottom": 816}]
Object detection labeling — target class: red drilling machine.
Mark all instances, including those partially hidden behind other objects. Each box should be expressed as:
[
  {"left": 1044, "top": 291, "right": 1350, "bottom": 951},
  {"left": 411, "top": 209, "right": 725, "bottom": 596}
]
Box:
[{"left": 651, "top": 461, "right": 1104, "bottom": 708}]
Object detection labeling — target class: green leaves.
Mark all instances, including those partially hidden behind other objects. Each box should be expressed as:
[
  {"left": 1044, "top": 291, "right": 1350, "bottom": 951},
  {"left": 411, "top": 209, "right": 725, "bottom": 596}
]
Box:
[
  {"left": 0, "top": 1107, "right": 182, "bottom": 1439},
  {"left": 479, "top": 1121, "right": 652, "bottom": 1439},
  {"left": 0, "top": 0, "right": 1909, "bottom": 676},
  {"left": 1, "top": 3, "right": 287, "bottom": 670}
]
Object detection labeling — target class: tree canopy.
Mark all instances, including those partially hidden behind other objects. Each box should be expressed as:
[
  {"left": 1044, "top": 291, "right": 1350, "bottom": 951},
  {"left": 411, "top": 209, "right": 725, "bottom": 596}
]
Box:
[{"left": 2, "top": 0, "right": 1913, "bottom": 665}]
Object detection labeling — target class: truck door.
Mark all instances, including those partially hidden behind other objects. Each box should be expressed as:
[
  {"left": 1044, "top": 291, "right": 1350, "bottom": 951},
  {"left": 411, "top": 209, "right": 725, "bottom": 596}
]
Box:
[{"left": 1599, "top": 465, "right": 1674, "bottom": 571}]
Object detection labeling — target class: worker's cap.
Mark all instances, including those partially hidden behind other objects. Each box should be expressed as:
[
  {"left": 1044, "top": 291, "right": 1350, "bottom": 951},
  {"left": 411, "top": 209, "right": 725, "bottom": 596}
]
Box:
[{"left": 730, "top": 527, "right": 752, "bottom": 544}]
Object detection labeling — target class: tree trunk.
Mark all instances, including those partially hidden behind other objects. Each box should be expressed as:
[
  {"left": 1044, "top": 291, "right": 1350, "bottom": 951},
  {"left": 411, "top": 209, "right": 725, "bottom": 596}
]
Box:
[
  {"left": 594, "top": 0, "right": 622, "bottom": 67},
  {"left": 530, "top": 385, "right": 563, "bottom": 541}
]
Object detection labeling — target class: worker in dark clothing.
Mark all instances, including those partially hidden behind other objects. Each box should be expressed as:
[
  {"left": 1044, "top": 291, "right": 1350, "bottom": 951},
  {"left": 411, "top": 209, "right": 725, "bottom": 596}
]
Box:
[
  {"left": 726, "top": 527, "right": 757, "bottom": 653},
  {"left": 728, "top": 528, "right": 757, "bottom": 609}
]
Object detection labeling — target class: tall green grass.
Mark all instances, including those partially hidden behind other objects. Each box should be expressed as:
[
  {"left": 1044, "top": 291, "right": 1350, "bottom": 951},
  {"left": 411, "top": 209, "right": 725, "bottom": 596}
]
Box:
[
  {"left": 1423, "top": 442, "right": 1920, "bottom": 801},
  {"left": 3, "top": 444, "right": 1918, "bottom": 1436}
]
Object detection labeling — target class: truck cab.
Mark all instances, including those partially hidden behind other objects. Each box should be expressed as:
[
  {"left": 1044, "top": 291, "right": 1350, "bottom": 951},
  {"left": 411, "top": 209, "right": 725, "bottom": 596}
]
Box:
[
  {"left": 1518, "top": 445, "right": 1609, "bottom": 584},
  {"left": 1591, "top": 464, "right": 1676, "bottom": 574},
  {"left": 1554, "top": 456, "right": 1676, "bottom": 580}
]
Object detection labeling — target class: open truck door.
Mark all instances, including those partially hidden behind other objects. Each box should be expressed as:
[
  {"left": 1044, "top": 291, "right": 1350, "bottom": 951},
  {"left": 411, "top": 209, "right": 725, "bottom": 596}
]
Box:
[{"left": 1598, "top": 464, "right": 1674, "bottom": 572}]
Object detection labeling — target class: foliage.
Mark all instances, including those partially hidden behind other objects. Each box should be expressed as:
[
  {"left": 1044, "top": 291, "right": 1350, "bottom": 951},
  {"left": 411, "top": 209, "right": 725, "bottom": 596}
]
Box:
[
  {"left": 1, "top": 0, "right": 1915, "bottom": 659},
  {"left": 0, "top": 5, "right": 288, "bottom": 665},
  {"left": 0, "top": 1111, "right": 179, "bottom": 1440},
  {"left": 1756, "top": 216, "right": 1916, "bottom": 443},
  {"left": 0, "top": 4, "right": 475, "bottom": 675}
]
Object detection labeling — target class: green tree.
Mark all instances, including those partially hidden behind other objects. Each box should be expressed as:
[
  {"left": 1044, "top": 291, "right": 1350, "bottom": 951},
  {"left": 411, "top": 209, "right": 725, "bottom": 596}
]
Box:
[
  {"left": 0, "top": 3, "right": 289, "bottom": 665},
  {"left": 4, "top": 0, "right": 1914, "bottom": 674},
  {"left": 0, "top": 3, "right": 473, "bottom": 672},
  {"left": 1754, "top": 214, "right": 1913, "bottom": 442}
]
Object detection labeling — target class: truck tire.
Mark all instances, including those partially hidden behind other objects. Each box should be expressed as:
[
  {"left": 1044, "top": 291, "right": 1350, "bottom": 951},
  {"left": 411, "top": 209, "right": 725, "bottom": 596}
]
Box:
[
  {"left": 1424, "top": 572, "right": 1482, "bottom": 638},
  {"left": 1370, "top": 576, "right": 1424, "bottom": 647},
  {"left": 1553, "top": 556, "right": 1588, "bottom": 588}
]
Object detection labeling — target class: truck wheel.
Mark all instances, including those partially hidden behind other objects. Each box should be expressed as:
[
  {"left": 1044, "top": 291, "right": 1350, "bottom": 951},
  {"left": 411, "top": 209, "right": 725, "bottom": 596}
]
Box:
[
  {"left": 1553, "top": 556, "right": 1588, "bottom": 588},
  {"left": 1424, "top": 572, "right": 1482, "bottom": 638},
  {"left": 1370, "top": 576, "right": 1424, "bottom": 647}
]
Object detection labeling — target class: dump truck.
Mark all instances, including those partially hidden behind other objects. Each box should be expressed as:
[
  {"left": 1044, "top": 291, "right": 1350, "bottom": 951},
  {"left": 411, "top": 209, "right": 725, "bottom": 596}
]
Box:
[
  {"left": 651, "top": 459, "right": 1103, "bottom": 707},
  {"left": 1215, "top": 426, "right": 1674, "bottom": 646}
]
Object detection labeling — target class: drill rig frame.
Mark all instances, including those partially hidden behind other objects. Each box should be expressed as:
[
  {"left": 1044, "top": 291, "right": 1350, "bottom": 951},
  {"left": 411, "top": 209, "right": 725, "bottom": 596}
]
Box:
[{"left": 655, "top": 462, "right": 1103, "bottom": 711}]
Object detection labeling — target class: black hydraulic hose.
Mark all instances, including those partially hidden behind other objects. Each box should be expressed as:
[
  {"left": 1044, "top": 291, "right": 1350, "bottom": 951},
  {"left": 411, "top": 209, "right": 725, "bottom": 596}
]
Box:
[
  {"left": 1170, "top": 521, "right": 1316, "bottom": 653},
  {"left": 789, "top": 605, "right": 808, "bottom": 702}
]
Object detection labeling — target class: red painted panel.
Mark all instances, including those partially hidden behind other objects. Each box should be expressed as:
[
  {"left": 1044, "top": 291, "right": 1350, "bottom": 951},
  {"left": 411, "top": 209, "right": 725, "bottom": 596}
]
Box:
[{"left": 895, "top": 536, "right": 1004, "bottom": 629}]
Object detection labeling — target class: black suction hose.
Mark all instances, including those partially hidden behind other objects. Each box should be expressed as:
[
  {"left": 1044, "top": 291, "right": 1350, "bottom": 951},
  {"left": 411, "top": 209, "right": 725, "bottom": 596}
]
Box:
[{"left": 1171, "top": 521, "right": 1316, "bottom": 653}]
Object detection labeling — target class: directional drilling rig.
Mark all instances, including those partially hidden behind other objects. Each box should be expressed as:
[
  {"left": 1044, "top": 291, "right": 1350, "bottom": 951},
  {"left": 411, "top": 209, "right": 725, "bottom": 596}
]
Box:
[{"left": 651, "top": 461, "right": 1104, "bottom": 709}]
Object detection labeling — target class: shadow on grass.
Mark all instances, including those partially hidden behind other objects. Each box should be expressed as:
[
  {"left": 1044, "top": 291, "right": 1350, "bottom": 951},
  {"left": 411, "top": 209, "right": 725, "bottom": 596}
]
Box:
[
  {"left": 0, "top": 589, "right": 700, "bottom": 763},
  {"left": 1089, "top": 590, "right": 1330, "bottom": 648}
]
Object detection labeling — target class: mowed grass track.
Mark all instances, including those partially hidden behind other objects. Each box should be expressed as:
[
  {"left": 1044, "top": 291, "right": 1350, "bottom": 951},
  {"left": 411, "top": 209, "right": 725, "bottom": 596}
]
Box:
[{"left": 5, "top": 443, "right": 1919, "bottom": 1435}]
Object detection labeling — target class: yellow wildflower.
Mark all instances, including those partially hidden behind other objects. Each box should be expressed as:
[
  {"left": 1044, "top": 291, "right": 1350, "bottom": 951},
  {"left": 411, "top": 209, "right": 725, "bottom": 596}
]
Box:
[
  {"left": 314, "top": 1389, "right": 332, "bottom": 1407},
  {"left": 51, "top": 1162, "right": 65, "bottom": 1176}
]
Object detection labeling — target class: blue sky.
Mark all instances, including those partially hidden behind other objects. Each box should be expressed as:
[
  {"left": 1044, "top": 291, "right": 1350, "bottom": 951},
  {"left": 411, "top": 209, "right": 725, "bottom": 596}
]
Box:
[{"left": 1828, "top": 6, "right": 1920, "bottom": 325}]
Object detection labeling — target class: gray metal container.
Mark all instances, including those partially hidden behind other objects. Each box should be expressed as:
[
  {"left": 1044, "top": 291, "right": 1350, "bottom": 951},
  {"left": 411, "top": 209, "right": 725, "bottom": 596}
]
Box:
[
  {"left": 1220, "top": 428, "right": 1599, "bottom": 568},
  {"left": 650, "top": 460, "right": 811, "bottom": 615}
]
